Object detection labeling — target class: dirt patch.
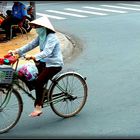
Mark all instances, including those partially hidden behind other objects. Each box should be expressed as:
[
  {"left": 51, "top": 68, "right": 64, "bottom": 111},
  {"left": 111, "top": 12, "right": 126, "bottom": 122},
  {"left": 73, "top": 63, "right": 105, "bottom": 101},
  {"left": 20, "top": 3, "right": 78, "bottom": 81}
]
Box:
[
  {"left": 0, "top": 29, "right": 75, "bottom": 65},
  {"left": 0, "top": 29, "right": 68, "bottom": 57},
  {"left": 0, "top": 29, "right": 38, "bottom": 57}
]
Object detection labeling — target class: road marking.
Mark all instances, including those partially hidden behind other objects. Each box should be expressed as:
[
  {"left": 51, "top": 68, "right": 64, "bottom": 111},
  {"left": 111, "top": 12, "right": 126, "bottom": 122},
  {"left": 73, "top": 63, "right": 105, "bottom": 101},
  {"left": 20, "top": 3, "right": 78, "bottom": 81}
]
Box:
[
  {"left": 83, "top": 6, "right": 128, "bottom": 13},
  {"left": 46, "top": 10, "right": 87, "bottom": 17},
  {"left": 101, "top": 5, "right": 140, "bottom": 11},
  {"left": 64, "top": 8, "right": 108, "bottom": 15},
  {"left": 36, "top": 12, "right": 66, "bottom": 19},
  {"left": 118, "top": 3, "right": 140, "bottom": 7},
  {"left": 35, "top": 3, "right": 140, "bottom": 20}
]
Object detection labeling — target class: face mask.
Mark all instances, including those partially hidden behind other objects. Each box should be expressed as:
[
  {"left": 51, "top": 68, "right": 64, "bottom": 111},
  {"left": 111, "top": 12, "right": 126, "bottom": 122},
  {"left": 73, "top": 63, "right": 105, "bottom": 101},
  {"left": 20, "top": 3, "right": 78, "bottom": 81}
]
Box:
[
  {"left": 36, "top": 27, "right": 46, "bottom": 36},
  {"left": 36, "top": 27, "right": 47, "bottom": 46}
]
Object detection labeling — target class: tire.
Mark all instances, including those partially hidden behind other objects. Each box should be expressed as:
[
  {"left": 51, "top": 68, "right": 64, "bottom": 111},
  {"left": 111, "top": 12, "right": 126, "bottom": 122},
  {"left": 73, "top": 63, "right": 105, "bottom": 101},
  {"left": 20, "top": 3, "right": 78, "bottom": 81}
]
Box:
[
  {"left": 49, "top": 72, "right": 88, "bottom": 118},
  {"left": 0, "top": 87, "right": 23, "bottom": 134}
]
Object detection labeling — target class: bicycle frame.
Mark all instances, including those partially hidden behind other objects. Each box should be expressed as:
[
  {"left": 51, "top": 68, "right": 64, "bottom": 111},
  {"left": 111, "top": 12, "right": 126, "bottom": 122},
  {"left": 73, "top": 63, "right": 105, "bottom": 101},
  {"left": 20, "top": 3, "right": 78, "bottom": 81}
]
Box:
[
  {"left": 0, "top": 54, "right": 88, "bottom": 134},
  {"left": 1, "top": 54, "right": 87, "bottom": 109}
]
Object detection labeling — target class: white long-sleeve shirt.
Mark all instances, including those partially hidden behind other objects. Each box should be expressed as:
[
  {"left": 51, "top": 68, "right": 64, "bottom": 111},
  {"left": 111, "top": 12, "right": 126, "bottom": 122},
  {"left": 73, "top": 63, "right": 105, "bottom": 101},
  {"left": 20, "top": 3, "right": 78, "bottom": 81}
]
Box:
[{"left": 18, "top": 33, "right": 64, "bottom": 67}]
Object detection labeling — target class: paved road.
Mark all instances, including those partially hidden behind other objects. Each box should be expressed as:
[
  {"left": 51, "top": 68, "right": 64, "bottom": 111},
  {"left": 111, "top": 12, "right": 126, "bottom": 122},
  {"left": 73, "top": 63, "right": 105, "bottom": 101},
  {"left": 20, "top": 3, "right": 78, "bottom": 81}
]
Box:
[{"left": 1, "top": 1, "right": 140, "bottom": 139}]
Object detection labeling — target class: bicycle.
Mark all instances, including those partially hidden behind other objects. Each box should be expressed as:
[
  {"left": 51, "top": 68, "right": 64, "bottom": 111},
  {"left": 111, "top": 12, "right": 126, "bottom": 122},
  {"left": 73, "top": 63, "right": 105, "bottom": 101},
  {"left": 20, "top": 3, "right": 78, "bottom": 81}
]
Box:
[{"left": 0, "top": 53, "right": 88, "bottom": 134}]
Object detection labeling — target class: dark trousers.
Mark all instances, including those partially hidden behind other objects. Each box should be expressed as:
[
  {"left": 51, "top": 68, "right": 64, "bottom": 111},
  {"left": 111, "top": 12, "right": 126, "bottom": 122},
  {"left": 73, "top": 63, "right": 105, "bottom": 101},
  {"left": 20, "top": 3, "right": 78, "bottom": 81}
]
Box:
[
  {"left": 1, "top": 16, "right": 22, "bottom": 39},
  {"left": 34, "top": 61, "right": 62, "bottom": 107}
]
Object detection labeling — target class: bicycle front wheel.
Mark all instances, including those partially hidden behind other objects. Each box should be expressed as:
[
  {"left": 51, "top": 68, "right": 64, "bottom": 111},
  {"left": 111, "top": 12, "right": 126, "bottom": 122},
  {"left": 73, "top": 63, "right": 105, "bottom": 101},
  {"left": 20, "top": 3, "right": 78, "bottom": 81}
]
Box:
[
  {"left": 0, "top": 87, "right": 23, "bottom": 134},
  {"left": 49, "top": 72, "right": 88, "bottom": 118}
]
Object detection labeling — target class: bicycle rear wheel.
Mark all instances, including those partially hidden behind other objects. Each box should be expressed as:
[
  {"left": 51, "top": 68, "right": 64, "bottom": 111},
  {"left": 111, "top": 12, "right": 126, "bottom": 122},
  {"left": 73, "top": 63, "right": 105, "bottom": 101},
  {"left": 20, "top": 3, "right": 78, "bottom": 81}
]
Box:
[
  {"left": 0, "top": 87, "right": 23, "bottom": 134},
  {"left": 49, "top": 72, "right": 88, "bottom": 118}
]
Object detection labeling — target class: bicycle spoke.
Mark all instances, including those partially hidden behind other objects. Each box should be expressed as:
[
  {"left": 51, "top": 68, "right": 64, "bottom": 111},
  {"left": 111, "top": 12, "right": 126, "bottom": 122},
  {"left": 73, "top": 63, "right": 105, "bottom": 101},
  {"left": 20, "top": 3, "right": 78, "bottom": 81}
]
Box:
[{"left": 50, "top": 72, "right": 88, "bottom": 118}]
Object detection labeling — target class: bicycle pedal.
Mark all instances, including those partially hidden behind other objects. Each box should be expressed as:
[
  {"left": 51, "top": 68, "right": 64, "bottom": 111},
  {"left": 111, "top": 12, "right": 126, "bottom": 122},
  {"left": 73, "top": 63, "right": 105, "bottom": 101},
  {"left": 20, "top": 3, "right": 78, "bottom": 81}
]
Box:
[{"left": 43, "top": 95, "right": 48, "bottom": 101}]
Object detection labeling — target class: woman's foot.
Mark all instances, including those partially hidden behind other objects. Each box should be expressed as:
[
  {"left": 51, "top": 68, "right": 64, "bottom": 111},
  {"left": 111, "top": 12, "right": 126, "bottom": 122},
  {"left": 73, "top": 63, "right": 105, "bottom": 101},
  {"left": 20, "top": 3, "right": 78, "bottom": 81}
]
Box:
[
  {"left": 29, "top": 105, "right": 42, "bottom": 117},
  {"left": 29, "top": 111, "right": 42, "bottom": 117}
]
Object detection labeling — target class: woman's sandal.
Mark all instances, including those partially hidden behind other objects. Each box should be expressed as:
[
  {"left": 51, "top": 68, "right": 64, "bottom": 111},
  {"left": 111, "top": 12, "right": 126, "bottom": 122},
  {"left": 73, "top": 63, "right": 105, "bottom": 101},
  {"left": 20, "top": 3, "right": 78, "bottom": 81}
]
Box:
[{"left": 29, "top": 111, "right": 43, "bottom": 117}]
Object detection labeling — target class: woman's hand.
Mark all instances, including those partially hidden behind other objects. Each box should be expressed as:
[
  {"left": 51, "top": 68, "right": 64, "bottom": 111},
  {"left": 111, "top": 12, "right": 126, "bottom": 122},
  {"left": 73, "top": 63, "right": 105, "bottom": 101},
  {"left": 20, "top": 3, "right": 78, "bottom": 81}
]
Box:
[
  {"left": 25, "top": 54, "right": 35, "bottom": 61},
  {"left": 8, "top": 49, "right": 19, "bottom": 55},
  {"left": 8, "top": 49, "right": 20, "bottom": 58}
]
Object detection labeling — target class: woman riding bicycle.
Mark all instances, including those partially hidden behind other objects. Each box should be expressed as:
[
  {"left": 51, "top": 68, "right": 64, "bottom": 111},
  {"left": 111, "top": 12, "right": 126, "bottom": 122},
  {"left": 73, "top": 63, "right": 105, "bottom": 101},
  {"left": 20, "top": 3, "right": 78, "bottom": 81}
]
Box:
[{"left": 9, "top": 16, "right": 64, "bottom": 117}]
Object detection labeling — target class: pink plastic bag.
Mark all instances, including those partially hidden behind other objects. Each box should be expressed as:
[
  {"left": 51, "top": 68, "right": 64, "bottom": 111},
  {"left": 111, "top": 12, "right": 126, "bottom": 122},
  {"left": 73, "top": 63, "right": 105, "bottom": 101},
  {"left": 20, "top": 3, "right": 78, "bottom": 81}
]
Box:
[{"left": 17, "top": 63, "right": 38, "bottom": 81}]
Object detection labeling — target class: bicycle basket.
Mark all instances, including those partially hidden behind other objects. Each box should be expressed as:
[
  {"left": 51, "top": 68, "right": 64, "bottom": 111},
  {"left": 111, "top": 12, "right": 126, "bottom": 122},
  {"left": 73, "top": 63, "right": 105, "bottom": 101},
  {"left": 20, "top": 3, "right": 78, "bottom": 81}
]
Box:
[{"left": 0, "top": 65, "right": 14, "bottom": 84}]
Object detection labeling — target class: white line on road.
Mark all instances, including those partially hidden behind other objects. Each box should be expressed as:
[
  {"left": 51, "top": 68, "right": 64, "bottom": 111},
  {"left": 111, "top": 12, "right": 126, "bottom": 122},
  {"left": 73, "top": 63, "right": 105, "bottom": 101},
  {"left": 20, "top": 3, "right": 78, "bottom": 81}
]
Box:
[
  {"left": 36, "top": 12, "right": 66, "bottom": 19},
  {"left": 117, "top": 3, "right": 140, "bottom": 7},
  {"left": 101, "top": 5, "right": 140, "bottom": 11},
  {"left": 83, "top": 6, "right": 128, "bottom": 13},
  {"left": 64, "top": 8, "right": 108, "bottom": 15},
  {"left": 46, "top": 10, "right": 87, "bottom": 17}
]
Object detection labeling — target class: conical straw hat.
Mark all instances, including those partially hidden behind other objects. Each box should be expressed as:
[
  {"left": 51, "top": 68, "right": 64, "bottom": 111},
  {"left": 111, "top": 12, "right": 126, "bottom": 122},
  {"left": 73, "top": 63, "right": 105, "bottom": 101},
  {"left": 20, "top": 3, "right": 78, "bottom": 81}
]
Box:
[{"left": 29, "top": 16, "right": 56, "bottom": 32}]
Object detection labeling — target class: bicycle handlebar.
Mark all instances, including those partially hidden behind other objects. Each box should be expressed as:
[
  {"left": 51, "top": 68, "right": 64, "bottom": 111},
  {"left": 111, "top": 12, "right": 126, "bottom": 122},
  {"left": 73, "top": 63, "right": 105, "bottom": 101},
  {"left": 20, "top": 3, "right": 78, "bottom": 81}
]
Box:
[{"left": 0, "top": 52, "right": 26, "bottom": 65}]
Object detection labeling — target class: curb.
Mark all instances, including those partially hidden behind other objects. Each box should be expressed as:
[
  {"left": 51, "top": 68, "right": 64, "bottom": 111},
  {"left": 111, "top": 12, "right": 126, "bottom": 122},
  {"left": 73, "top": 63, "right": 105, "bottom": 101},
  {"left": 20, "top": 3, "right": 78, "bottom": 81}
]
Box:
[{"left": 56, "top": 32, "right": 75, "bottom": 61}]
